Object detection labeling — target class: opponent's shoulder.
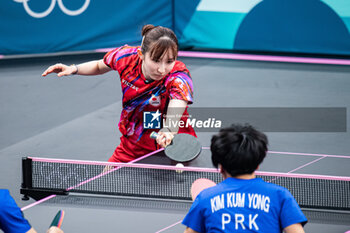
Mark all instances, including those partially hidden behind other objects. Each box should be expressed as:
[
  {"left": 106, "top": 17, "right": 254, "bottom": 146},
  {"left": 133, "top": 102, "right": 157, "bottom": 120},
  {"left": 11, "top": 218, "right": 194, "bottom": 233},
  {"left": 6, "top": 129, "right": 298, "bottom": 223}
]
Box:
[
  {"left": 0, "top": 189, "right": 10, "bottom": 200},
  {"left": 106, "top": 45, "right": 139, "bottom": 60},
  {"left": 166, "top": 61, "right": 192, "bottom": 84},
  {"left": 196, "top": 184, "right": 223, "bottom": 201},
  {"left": 117, "top": 45, "right": 139, "bottom": 56},
  {"left": 172, "top": 60, "right": 190, "bottom": 74},
  {"left": 104, "top": 45, "right": 140, "bottom": 70},
  {"left": 0, "top": 189, "right": 12, "bottom": 211},
  {"left": 256, "top": 179, "right": 293, "bottom": 198}
]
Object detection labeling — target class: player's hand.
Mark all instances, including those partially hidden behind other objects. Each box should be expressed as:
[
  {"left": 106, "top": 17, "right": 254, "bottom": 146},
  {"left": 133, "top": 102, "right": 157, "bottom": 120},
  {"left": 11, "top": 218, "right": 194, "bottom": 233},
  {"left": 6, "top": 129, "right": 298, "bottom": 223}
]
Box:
[
  {"left": 46, "top": 226, "right": 64, "bottom": 233},
  {"left": 156, "top": 130, "right": 174, "bottom": 148},
  {"left": 102, "top": 165, "right": 114, "bottom": 173},
  {"left": 42, "top": 63, "right": 77, "bottom": 77}
]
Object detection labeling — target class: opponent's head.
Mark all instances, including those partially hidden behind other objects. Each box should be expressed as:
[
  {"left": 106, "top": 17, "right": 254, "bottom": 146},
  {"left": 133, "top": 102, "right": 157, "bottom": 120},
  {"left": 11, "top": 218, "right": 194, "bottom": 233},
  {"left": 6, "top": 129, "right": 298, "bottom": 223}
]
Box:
[
  {"left": 139, "top": 24, "right": 178, "bottom": 81},
  {"left": 211, "top": 124, "right": 268, "bottom": 177}
]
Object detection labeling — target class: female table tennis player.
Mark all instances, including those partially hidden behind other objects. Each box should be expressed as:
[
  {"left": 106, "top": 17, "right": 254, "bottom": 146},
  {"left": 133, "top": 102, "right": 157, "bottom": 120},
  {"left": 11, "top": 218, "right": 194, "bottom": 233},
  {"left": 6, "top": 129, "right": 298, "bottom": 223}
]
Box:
[{"left": 42, "top": 24, "right": 196, "bottom": 163}]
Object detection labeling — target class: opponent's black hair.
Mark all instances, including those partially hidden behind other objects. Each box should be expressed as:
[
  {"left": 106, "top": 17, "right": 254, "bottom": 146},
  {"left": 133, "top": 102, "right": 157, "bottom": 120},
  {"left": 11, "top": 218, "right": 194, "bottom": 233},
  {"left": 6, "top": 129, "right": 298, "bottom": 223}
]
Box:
[{"left": 211, "top": 124, "right": 268, "bottom": 177}]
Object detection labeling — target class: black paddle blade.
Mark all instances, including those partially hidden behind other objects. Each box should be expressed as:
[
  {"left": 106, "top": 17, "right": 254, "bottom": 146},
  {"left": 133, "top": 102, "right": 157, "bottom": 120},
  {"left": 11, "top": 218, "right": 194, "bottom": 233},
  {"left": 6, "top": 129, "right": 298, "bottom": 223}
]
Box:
[{"left": 165, "top": 134, "right": 201, "bottom": 162}]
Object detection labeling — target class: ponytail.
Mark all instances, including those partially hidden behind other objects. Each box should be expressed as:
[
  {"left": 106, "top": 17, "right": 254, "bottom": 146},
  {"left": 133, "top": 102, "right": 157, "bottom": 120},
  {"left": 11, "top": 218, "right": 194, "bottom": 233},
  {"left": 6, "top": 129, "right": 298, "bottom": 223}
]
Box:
[{"left": 141, "top": 24, "right": 156, "bottom": 37}]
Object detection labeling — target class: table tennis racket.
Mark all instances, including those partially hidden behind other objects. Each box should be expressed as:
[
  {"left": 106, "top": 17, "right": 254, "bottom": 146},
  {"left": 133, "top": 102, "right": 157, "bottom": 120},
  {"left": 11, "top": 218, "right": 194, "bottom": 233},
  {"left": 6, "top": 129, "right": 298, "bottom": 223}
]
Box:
[
  {"left": 150, "top": 132, "right": 201, "bottom": 162},
  {"left": 191, "top": 178, "right": 216, "bottom": 200},
  {"left": 49, "top": 210, "right": 65, "bottom": 228}
]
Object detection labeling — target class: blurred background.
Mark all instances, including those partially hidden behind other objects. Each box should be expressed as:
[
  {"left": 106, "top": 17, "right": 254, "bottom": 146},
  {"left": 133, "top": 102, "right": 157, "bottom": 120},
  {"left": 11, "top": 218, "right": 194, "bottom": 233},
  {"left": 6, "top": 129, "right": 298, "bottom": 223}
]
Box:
[{"left": 1, "top": 0, "right": 350, "bottom": 57}]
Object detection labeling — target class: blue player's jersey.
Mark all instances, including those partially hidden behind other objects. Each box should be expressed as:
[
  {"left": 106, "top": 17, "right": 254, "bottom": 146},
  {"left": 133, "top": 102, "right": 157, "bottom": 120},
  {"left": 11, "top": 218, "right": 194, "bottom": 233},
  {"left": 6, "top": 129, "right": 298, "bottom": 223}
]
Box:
[
  {"left": 183, "top": 177, "right": 307, "bottom": 233},
  {"left": 0, "top": 189, "right": 32, "bottom": 233}
]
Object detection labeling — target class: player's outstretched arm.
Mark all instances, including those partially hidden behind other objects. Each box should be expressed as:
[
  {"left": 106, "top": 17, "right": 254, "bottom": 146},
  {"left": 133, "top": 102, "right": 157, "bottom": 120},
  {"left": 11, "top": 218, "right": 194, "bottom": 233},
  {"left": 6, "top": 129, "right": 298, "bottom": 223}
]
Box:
[
  {"left": 283, "top": 223, "right": 305, "bottom": 233},
  {"left": 26, "top": 227, "right": 37, "bottom": 233},
  {"left": 42, "top": 59, "right": 111, "bottom": 77},
  {"left": 157, "top": 99, "right": 187, "bottom": 147},
  {"left": 25, "top": 223, "right": 64, "bottom": 233}
]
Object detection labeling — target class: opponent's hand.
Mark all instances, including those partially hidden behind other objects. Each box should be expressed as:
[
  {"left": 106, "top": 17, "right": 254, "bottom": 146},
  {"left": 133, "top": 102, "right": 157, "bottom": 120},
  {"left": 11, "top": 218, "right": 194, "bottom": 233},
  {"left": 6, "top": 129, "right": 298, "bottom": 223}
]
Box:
[
  {"left": 156, "top": 130, "right": 174, "bottom": 148},
  {"left": 102, "top": 165, "right": 114, "bottom": 174},
  {"left": 42, "top": 63, "right": 77, "bottom": 77},
  {"left": 46, "top": 226, "right": 64, "bottom": 233}
]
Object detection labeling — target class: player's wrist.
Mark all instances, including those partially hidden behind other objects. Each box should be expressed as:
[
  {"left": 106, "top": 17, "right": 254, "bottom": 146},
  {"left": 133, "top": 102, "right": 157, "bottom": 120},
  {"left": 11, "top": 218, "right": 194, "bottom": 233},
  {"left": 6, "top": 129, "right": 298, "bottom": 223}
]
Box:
[{"left": 70, "top": 64, "right": 78, "bottom": 75}]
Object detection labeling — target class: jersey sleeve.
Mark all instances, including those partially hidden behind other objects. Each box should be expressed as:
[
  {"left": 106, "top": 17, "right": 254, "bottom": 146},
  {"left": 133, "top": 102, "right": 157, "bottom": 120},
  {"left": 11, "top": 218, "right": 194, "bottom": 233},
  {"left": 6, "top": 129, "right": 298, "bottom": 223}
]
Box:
[
  {"left": 103, "top": 47, "right": 123, "bottom": 71},
  {"left": 0, "top": 190, "right": 32, "bottom": 233},
  {"left": 182, "top": 195, "right": 206, "bottom": 233},
  {"left": 279, "top": 189, "right": 308, "bottom": 229},
  {"left": 103, "top": 45, "right": 138, "bottom": 74},
  {"left": 167, "top": 72, "right": 194, "bottom": 104}
]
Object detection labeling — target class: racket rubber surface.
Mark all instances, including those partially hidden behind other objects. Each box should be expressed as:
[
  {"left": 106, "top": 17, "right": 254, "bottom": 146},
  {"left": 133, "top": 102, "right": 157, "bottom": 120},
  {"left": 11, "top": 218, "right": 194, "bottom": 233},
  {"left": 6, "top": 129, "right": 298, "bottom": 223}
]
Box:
[{"left": 49, "top": 210, "right": 65, "bottom": 228}]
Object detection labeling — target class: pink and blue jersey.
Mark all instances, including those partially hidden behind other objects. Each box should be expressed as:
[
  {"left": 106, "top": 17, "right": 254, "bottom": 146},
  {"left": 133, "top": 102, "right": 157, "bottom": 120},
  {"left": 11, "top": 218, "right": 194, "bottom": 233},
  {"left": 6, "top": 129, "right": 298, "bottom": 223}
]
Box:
[{"left": 104, "top": 45, "right": 195, "bottom": 151}]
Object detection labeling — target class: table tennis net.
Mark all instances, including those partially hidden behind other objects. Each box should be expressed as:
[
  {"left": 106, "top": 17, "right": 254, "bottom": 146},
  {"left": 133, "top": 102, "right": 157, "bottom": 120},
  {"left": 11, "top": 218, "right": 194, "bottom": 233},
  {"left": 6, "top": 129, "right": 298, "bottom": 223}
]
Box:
[{"left": 21, "top": 157, "right": 350, "bottom": 210}]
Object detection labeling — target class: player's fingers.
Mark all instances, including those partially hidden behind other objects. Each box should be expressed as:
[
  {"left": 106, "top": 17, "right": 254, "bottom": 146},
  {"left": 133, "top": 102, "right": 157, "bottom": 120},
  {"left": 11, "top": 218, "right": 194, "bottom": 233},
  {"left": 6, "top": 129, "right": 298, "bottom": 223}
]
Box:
[
  {"left": 47, "top": 226, "right": 64, "bottom": 233},
  {"left": 42, "top": 64, "right": 64, "bottom": 76},
  {"left": 156, "top": 135, "right": 166, "bottom": 148},
  {"left": 57, "top": 70, "right": 70, "bottom": 77},
  {"left": 159, "top": 132, "right": 173, "bottom": 147},
  {"left": 42, "top": 66, "right": 55, "bottom": 76},
  {"left": 42, "top": 70, "right": 48, "bottom": 76},
  {"left": 164, "top": 134, "right": 173, "bottom": 147},
  {"left": 102, "top": 165, "right": 113, "bottom": 173},
  {"left": 156, "top": 132, "right": 168, "bottom": 148}
]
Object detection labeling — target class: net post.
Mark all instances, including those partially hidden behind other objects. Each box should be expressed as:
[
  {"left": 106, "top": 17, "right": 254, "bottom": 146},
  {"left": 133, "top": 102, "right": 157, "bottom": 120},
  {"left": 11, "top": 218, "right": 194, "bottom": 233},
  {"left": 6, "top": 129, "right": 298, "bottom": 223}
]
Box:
[
  {"left": 21, "top": 157, "right": 32, "bottom": 201},
  {"left": 20, "top": 156, "right": 68, "bottom": 201}
]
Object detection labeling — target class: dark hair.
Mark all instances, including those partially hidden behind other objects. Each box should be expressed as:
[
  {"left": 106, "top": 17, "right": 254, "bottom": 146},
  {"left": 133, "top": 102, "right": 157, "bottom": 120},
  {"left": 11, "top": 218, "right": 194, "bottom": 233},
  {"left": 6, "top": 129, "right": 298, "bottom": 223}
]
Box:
[
  {"left": 141, "top": 24, "right": 178, "bottom": 61},
  {"left": 211, "top": 124, "right": 268, "bottom": 177}
]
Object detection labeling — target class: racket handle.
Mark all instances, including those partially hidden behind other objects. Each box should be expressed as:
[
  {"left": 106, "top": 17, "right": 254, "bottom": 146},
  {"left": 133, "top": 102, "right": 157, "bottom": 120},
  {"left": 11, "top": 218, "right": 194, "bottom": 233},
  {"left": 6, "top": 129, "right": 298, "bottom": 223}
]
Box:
[{"left": 150, "top": 132, "right": 159, "bottom": 140}]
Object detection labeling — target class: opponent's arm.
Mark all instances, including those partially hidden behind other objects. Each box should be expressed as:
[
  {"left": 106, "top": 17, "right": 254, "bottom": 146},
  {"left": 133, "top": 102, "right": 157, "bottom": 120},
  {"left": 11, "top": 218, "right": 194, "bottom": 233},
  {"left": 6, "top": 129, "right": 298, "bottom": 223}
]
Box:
[
  {"left": 42, "top": 59, "right": 111, "bottom": 77},
  {"left": 26, "top": 226, "right": 64, "bottom": 233},
  {"left": 283, "top": 223, "right": 305, "bottom": 233},
  {"left": 184, "top": 227, "right": 200, "bottom": 233},
  {"left": 156, "top": 99, "right": 187, "bottom": 147},
  {"left": 26, "top": 228, "right": 37, "bottom": 233},
  {"left": 47, "top": 226, "right": 64, "bottom": 233}
]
